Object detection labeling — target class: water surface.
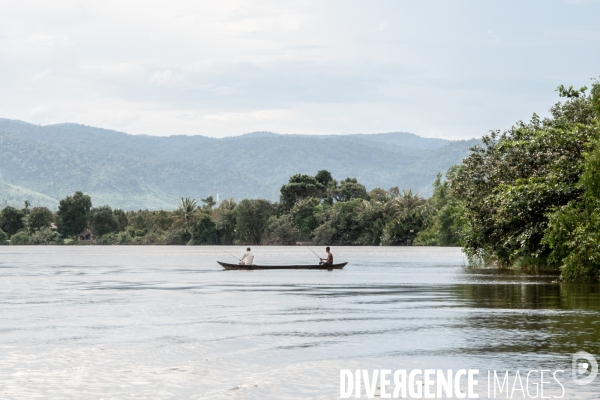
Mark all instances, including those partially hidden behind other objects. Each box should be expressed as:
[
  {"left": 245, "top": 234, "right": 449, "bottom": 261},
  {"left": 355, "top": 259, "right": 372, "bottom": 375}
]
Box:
[{"left": 1, "top": 246, "right": 599, "bottom": 399}]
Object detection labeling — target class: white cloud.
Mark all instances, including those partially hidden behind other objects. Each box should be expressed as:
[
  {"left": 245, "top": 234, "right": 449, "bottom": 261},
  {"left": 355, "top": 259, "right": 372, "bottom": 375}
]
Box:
[
  {"left": 28, "top": 105, "right": 53, "bottom": 124},
  {"left": 79, "top": 63, "right": 144, "bottom": 78},
  {"left": 375, "top": 22, "right": 387, "bottom": 31},
  {"left": 31, "top": 69, "right": 51, "bottom": 83},
  {"left": 150, "top": 69, "right": 181, "bottom": 86},
  {"left": 0, "top": 0, "right": 599, "bottom": 139}
]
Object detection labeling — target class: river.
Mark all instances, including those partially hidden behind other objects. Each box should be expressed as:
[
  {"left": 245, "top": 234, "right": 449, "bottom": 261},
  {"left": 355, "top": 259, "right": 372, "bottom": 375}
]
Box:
[{"left": 1, "top": 246, "right": 599, "bottom": 399}]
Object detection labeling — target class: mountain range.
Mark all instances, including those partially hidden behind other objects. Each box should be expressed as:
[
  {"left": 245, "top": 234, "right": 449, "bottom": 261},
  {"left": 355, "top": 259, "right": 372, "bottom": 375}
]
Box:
[{"left": 0, "top": 119, "right": 478, "bottom": 210}]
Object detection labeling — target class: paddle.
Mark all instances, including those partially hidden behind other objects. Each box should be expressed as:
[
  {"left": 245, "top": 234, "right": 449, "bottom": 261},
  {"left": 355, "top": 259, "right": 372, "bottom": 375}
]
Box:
[{"left": 306, "top": 246, "right": 322, "bottom": 261}]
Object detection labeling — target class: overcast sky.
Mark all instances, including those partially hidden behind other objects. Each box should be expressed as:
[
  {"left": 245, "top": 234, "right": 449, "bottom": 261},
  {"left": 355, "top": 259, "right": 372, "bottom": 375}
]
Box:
[{"left": 0, "top": 1, "right": 599, "bottom": 139}]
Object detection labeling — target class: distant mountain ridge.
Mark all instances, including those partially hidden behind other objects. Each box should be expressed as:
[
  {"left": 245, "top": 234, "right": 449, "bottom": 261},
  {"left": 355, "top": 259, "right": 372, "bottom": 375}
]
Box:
[
  {"left": 237, "top": 131, "right": 451, "bottom": 150},
  {"left": 0, "top": 118, "right": 478, "bottom": 210}
]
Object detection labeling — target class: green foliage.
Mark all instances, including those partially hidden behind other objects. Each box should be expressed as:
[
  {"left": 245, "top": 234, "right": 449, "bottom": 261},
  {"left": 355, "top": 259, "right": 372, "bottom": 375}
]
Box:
[
  {"left": 57, "top": 191, "right": 92, "bottom": 237},
  {"left": 127, "top": 210, "right": 173, "bottom": 232},
  {"left": 0, "top": 228, "right": 8, "bottom": 245},
  {"left": 113, "top": 209, "right": 128, "bottom": 232},
  {"left": 201, "top": 196, "right": 216, "bottom": 210},
  {"left": 452, "top": 82, "right": 600, "bottom": 277},
  {"left": 99, "top": 231, "right": 133, "bottom": 245},
  {"left": 543, "top": 139, "right": 600, "bottom": 281},
  {"left": 0, "top": 206, "right": 25, "bottom": 236},
  {"left": 177, "top": 197, "right": 198, "bottom": 228},
  {"left": 0, "top": 168, "right": 471, "bottom": 250},
  {"left": 89, "top": 206, "right": 119, "bottom": 236},
  {"left": 190, "top": 215, "right": 218, "bottom": 245},
  {"left": 311, "top": 199, "right": 365, "bottom": 245},
  {"left": 380, "top": 190, "right": 429, "bottom": 246},
  {"left": 280, "top": 174, "right": 324, "bottom": 210},
  {"left": 134, "top": 232, "right": 164, "bottom": 245},
  {"left": 315, "top": 170, "right": 334, "bottom": 186},
  {"left": 415, "top": 171, "right": 463, "bottom": 246},
  {"left": 22, "top": 200, "right": 31, "bottom": 215},
  {"left": 29, "top": 227, "right": 62, "bottom": 245},
  {"left": 214, "top": 198, "right": 236, "bottom": 245},
  {"left": 289, "top": 197, "right": 320, "bottom": 240},
  {"left": 9, "top": 231, "right": 30, "bottom": 245},
  {"left": 334, "top": 178, "right": 369, "bottom": 202},
  {"left": 28, "top": 207, "right": 54, "bottom": 232},
  {"left": 234, "top": 199, "right": 276, "bottom": 245},
  {"left": 164, "top": 228, "right": 192, "bottom": 245},
  {"left": 592, "top": 79, "right": 600, "bottom": 118},
  {"left": 267, "top": 215, "right": 299, "bottom": 245}
]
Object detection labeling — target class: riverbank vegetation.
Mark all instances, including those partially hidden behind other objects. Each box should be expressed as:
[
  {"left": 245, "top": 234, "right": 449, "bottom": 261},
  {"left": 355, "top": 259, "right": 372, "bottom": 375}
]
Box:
[
  {"left": 0, "top": 169, "right": 458, "bottom": 248},
  {"left": 453, "top": 81, "right": 600, "bottom": 281},
  {"left": 1, "top": 80, "right": 599, "bottom": 281}
]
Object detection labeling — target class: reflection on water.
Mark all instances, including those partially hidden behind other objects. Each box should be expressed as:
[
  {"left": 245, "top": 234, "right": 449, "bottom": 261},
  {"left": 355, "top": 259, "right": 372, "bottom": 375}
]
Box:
[{"left": 0, "top": 246, "right": 599, "bottom": 398}]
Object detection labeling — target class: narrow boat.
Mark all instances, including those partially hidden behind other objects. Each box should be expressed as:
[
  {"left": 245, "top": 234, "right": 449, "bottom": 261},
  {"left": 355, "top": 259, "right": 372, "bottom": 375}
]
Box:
[{"left": 217, "top": 261, "right": 347, "bottom": 270}]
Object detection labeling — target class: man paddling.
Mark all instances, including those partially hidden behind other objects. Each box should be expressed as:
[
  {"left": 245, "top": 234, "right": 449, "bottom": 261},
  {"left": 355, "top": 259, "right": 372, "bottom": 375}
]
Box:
[
  {"left": 319, "top": 247, "right": 333, "bottom": 266},
  {"left": 240, "top": 247, "right": 254, "bottom": 265}
]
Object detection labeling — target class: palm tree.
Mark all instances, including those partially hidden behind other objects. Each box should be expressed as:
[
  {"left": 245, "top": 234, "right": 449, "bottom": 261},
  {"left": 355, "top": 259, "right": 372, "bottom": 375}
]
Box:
[
  {"left": 177, "top": 197, "right": 198, "bottom": 228},
  {"left": 381, "top": 190, "right": 427, "bottom": 245}
]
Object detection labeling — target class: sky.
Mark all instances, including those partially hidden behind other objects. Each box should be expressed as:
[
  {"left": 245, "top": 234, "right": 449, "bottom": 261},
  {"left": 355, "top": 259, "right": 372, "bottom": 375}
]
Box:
[{"left": 0, "top": 0, "right": 599, "bottom": 139}]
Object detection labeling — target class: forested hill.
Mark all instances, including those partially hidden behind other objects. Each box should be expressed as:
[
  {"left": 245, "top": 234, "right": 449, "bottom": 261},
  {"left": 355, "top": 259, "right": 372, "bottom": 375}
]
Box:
[{"left": 0, "top": 118, "right": 478, "bottom": 210}]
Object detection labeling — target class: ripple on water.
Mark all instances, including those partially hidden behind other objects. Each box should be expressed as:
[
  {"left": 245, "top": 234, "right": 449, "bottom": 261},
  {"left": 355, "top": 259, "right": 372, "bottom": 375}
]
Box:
[{"left": 1, "top": 246, "right": 599, "bottom": 398}]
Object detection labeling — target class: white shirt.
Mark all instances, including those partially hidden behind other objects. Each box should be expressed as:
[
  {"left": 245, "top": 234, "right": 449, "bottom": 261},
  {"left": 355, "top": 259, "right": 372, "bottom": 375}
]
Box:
[{"left": 241, "top": 251, "right": 254, "bottom": 265}]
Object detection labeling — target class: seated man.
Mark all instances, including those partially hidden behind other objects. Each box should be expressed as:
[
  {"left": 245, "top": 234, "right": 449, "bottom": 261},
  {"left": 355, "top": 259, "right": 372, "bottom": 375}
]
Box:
[
  {"left": 319, "top": 246, "right": 333, "bottom": 265},
  {"left": 239, "top": 247, "right": 254, "bottom": 265}
]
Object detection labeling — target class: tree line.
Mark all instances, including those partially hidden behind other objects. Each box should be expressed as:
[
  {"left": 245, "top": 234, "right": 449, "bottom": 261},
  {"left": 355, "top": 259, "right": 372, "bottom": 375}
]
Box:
[
  {"left": 2, "top": 79, "right": 599, "bottom": 282},
  {"left": 450, "top": 80, "right": 600, "bottom": 282},
  {"left": 0, "top": 169, "right": 459, "bottom": 248}
]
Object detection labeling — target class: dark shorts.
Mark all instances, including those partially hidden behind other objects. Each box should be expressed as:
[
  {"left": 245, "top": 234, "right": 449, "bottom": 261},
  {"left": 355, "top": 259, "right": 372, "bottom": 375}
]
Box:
[{"left": 319, "top": 261, "right": 332, "bottom": 266}]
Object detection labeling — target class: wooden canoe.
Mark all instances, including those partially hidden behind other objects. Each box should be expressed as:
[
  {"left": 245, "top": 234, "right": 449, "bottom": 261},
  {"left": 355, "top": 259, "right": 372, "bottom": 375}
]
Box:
[{"left": 218, "top": 261, "right": 347, "bottom": 270}]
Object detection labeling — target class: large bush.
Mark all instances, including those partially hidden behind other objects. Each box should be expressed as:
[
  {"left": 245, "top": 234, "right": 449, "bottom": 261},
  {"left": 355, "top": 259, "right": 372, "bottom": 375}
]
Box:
[
  {"left": 28, "top": 228, "right": 62, "bottom": 245},
  {"left": 0, "top": 229, "right": 8, "bottom": 245},
  {"left": 9, "top": 231, "right": 30, "bottom": 245},
  {"left": 99, "top": 231, "right": 132, "bottom": 245}
]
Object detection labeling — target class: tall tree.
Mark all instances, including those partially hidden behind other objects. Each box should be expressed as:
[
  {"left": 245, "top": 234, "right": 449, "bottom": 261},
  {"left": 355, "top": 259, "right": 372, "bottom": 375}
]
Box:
[
  {"left": 0, "top": 206, "right": 25, "bottom": 237},
  {"left": 315, "top": 170, "right": 334, "bottom": 186},
  {"left": 280, "top": 174, "right": 324, "bottom": 210},
  {"left": 177, "top": 197, "right": 198, "bottom": 228},
  {"left": 234, "top": 199, "right": 276, "bottom": 244},
  {"left": 453, "top": 83, "right": 599, "bottom": 267},
  {"left": 57, "top": 191, "right": 92, "bottom": 237},
  {"left": 112, "top": 209, "right": 129, "bottom": 232},
  {"left": 190, "top": 214, "right": 218, "bottom": 245},
  {"left": 28, "top": 207, "right": 54, "bottom": 232},
  {"left": 334, "top": 178, "right": 369, "bottom": 202},
  {"left": 201, "top": 196, "right": 216, "bottom": 210},
  {"left": 89, "top": 206, "right": 119, "bottom": 236},
  {"left": 215, "top": 198, "right": 237, "bottom": 245},
  {"left": 23, "top": 200, "right": 31, "bottom": 215}
]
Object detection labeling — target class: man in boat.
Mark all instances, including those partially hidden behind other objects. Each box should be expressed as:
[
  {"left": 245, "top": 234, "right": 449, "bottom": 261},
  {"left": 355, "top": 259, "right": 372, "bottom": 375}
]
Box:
[
  {"left": 239, "top": 247, "right": 254, "bottom": 265},
  {"left": 319, "top": 247, "right": 333, "bottom": 266}
]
